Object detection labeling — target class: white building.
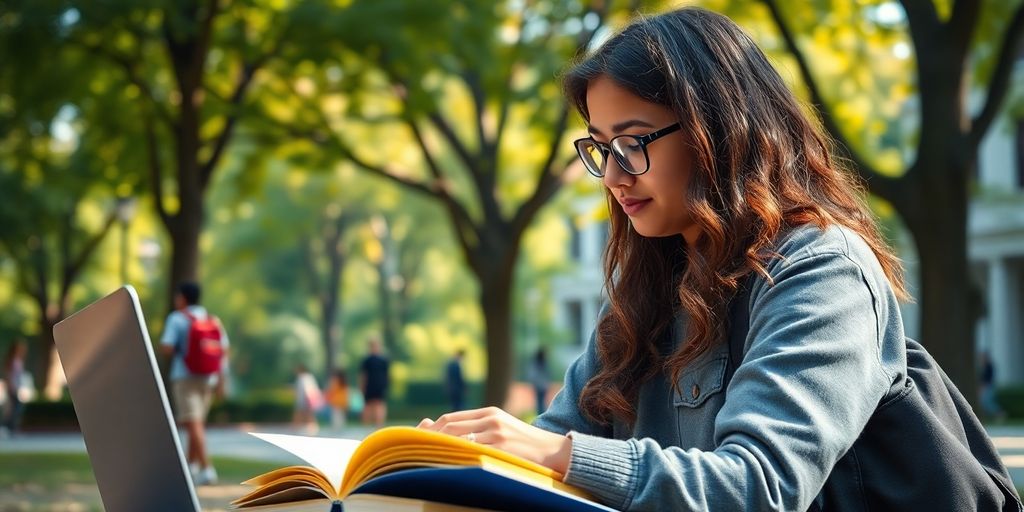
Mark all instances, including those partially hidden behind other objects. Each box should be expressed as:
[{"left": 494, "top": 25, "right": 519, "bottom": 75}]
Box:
[
  {"left": 550, "top": 202, "right": 607, "bottom": 361},
  {"left": 973, "top": 58, "right": 1024, "bottom": 384}
]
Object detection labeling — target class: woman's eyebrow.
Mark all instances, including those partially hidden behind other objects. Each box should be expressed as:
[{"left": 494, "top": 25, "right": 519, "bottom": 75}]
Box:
[{"left": 587, "top": 119, "right": 657, "bottom": 136}]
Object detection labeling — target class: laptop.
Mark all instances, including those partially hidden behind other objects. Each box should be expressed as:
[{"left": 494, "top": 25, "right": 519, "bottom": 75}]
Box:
[{"left": 53, "top": 285, "right": 201, "bottom": 512}]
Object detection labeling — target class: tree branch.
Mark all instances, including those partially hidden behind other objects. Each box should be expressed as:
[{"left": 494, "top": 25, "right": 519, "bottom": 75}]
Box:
[
  {"left": 898, "top": 0, "right": 941, "bottom": 46},
  {"left": 403, "top": 116, "right": 478, "bottom": 260},
  {"left": 382, "top": 66, "right": 487, "bottom": 208},
  {"left": 284, "top": 70, "right": 484, "bottom": 266},
  {"left": 71, "top": 36, "right": 176, "bottom": 129},
  {"left": 762, "top": 0, "right": 899, "bottom": 202},
  {"left": 0, "top": 237, "right": 41, "bottom": 303},
  {"left": 948, "top": 0, "right": 981, "bottom": 61},
  {"left": 492, "top": 8, "right": 531, "bottom": 150},
  {"left": 511, "top": 104, "right": 571, "bottom": 236},
  {"left": 142, "top": 105, "right": 171, "bottom": 226},
  {"left": 381, "top": 64, "right": 479, "bottom": 173},
  {"left": 200, "top": 28, "right": 286, "bottom": 188},
  {"left": 193, "top": 0, "right": 220, "bottom": 81},
  {"left": 426, "top": 110, "right": 481, "bottom": 171},
  {"left": 27, "top": 238, "right": 50, "bottom": 313},
  {"left": 62, "top": 208, "right": 119, "bottom": 301},
  {"left": 464, "top": 70, "right": 489, "bottom": 158},
  {"left": 507, "top": 0, "right": 610, "bottom": 236},
  {"left": 163, "top": 0, "right": 221, "bottom": 104},
  {"left": 200, "top": 62, "right": 257, "bottom": 188},
  {"left": 300, "top": 236, "right": 323, "bottom": 300},
  {"left": 970, "top": 4, "right": 1024, "bottom": 149}
]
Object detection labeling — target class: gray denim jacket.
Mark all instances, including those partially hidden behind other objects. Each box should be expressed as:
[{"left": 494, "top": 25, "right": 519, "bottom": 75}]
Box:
[{"left": 534, "top": 225, "right": 907, "bottom": 511}]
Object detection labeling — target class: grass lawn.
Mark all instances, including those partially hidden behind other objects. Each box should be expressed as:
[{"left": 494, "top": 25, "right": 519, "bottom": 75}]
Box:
[{"left": 0, "top": 452, "right": 281, "bottom": 511}]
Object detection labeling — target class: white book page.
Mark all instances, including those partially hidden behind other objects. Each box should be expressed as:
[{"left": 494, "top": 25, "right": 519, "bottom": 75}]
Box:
[{"left": 250, "top": 432, "right": 361, "bottom": 493}]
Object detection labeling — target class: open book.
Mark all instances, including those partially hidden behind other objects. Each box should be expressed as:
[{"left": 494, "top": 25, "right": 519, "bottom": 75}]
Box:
[{"left": 231, "top": 426, "right": 616, "bottom": 511}]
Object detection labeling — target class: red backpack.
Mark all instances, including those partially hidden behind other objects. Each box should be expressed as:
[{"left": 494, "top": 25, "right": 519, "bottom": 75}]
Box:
[{"left": 182, "top": 311, "right": 225, "bottom": 375}]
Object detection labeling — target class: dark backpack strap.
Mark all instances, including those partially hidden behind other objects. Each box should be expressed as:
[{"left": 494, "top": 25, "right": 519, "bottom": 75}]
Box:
[
  {"left": 905, "top": 337, "right": 1023, "bottom": 510},
  {"left": 177, "top": 310, "right": 196, "bottom": 356},
  {"left": 722, "top": 273, "right": 1022, "bottom": 510},
  {"left": 725, "top": 277, "right": 753, "bottom": 380}
]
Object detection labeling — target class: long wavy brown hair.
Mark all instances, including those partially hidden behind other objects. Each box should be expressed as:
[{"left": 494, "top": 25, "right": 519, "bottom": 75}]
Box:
[{"left": 563, "top": 7, "right": 909, "bottom": 427}]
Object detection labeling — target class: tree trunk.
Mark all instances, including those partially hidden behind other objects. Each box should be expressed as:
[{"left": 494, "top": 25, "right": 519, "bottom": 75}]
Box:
[
  {"left": 376, "top": 256, "right": 401, "bottom": 358},
  {"left": 165, "top": 98, "right": 203, "bottom": 308},
  {"left": 320, "top": 298, "right": 340, "bottom": 378},
  {"left": 478, "top": 252, "right": 517, "bottom": 407},
  {"left": 898, "top": 32, "right": 977, "bottom": 404},
  {"left": 34, "top": 314, "right": 58, "bottom": 394},
  {"left": 903, "top": 160, "right": 975, "bottom": 404},
  {"left": 167, "top": 214, "right": 202, "bottom": 309}
]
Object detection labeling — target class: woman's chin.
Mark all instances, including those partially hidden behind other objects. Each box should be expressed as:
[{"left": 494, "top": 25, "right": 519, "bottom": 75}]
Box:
[{"left": 631, "top": 223, "right": 668, "bottom": 238}]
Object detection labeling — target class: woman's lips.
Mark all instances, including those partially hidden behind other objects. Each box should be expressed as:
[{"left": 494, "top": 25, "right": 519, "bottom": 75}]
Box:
[{"left": 620, "top": 198, "right": 652, "bottom": 216}]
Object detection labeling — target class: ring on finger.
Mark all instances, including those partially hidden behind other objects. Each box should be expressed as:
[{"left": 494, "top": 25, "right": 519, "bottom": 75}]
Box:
[{"left": 467, "top": 432, "right": 476, "bottom": 443}]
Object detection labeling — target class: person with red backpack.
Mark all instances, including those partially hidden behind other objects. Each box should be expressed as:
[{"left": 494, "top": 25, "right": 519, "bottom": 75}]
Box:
[{"left": 160, "top": 281, "right": 229, "bottom": 486}]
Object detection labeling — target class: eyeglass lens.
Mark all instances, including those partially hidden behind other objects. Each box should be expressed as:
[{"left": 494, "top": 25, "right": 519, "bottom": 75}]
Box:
[{"left": 578, "top": 137, "right": 647, "bottom": 177}]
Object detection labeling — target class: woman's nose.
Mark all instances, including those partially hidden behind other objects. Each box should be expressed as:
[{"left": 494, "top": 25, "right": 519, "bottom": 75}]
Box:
[{"left": 602, "top": 156, "right": 634, "bottom": 190}]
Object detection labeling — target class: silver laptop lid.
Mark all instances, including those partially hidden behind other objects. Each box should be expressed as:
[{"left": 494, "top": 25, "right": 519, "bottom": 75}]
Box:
[{"left": 53, "top": 286, "right": 201, "bottom": 512}]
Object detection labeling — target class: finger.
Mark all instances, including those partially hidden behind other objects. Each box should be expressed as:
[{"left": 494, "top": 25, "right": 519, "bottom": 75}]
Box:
[
  {"left": 417, "top": 418, "right": 435, "bottom": 429},
  {"left": 434, "top": 417, "right": 495, "bottom": 441},
  {"left": 429, "top": 407, "right": 503, "bottom": 430}
]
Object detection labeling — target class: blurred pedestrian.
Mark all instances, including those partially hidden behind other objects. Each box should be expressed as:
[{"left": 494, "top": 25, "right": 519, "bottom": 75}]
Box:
[
  {"left": 324, "top": 368, "right": 350, "bottom": 429},
  {"left": 979, "top": 351, "right": 1006, "bottom": 422},
  {"left": 359, "top": 337, "right": 390, "bottom": 428},
  {"left": 293, "top": 363, "right": 323, "bottom": 433},
  {"left": 160, "top": 281, "right": 229, "bottom": 485},
  {"left": 2, "top": 339, "right": 28, "bottom": 436},
  {"left": 526, "top": 347, "right": 549, "bottom": 415},
  {"left": 445, "top": 349, "right": 466, "bottom": 412}
]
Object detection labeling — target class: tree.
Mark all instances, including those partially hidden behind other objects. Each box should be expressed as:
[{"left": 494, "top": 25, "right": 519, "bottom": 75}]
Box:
[
  {"left": 760, "top": 0, "right": 1024, "bottom": 397},
  {"left": 66, "top": 0, "right": 294, "bottom": 308},
  {"left": 259, "top": 0, "right": 645, "bottom": 406},
  {"left": 0, "top": 3, "right": 134, "bottom": 394},
  {"left": 0, "top": 173, "right": 123, "bottom": 396}
]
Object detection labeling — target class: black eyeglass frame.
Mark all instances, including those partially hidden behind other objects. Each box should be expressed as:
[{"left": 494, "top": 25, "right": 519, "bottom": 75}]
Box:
[{"left": 573, "top": 123, "right": 682, "bottom": 177}]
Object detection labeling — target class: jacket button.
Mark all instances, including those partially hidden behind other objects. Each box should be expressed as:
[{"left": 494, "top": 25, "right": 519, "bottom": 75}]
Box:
[{"left": 691, "top": 384, "right": 700, "bottom": 399}]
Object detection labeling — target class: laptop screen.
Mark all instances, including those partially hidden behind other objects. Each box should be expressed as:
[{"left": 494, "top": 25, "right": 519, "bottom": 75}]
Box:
[{"left": 54, "top": 286, "right": 201, "bottom": 512}]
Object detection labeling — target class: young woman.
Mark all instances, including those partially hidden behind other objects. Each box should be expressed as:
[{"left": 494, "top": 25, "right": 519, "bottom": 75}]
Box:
[{"left": 420, "top": 7, "right": 1009, "bottom": 510}]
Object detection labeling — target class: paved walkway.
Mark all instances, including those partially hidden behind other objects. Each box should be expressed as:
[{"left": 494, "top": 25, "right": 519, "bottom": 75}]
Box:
[
  {"left": 0, "top": 423, "right": 378, "bottom": 464},
  {"left": 988, "top": 424, "right": 1024, "bottom": 486},
  {"left": 2, "top": 422, "right": 1024, "bottom": 484}
]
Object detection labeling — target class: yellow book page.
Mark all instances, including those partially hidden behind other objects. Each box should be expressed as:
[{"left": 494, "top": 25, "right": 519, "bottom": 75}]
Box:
[
  {"left": 232, "top": 477, "right": 331, "bottom": 507},
  {"left": 233, "top": 466, "right": 336, "bottom": 506},
  {"left": 249, "top": 432, "right": 360, "bottom": 493},
  {"left": 339, "top": 427, "right": 564, "bottom": 496},
  {"left": 240, "top": 465, "right": 330, "bottom": 488},
  {"left": 352, "top": 457, "right": 480, "bottom": 485},
  {"left": 349, "top": 445, "right": 477, "bottom": 481}
]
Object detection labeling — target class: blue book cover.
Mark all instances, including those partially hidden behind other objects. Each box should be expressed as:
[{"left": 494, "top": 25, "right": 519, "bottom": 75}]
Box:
[{"left": 351, "top": 466, "right": 617, "bottom": 512}]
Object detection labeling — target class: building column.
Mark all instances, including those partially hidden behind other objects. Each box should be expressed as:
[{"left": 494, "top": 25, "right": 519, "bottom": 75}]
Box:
[{"left": 989, "top": 257, "right": 1024, "bottom": 385}]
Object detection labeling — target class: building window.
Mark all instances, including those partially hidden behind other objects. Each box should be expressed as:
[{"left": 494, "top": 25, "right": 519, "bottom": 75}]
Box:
[
  {"left": 1016, "top": 119, "right": 1024, "bottom": 190},
  {"left": 566, "top": 300, "right": 584, "bottom": 346},
  {"left": 569, "top": 222, "right": 582, "bottom": 261},
  {"left": 597, "top": 221, "right": 609, "bottom": 258}
]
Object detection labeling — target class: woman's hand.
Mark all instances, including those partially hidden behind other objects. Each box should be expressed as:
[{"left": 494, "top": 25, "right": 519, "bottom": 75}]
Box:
[{"left": 417, "top": 407, "right": 572, "bottom": 474}]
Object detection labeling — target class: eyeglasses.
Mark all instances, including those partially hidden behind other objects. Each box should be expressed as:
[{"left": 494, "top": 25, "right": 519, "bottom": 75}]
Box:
[{"left": 573, "top": 123, "right": 682, "bottom": 177}]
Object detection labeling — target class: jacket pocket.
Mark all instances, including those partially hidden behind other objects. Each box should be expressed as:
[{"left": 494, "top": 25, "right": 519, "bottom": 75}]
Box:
[
  {"left": 673, "top": 354, "right": 728, "bottom": 408},
  {"left": 672, "top": 353, "right": 728, "bottom": 449}
]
